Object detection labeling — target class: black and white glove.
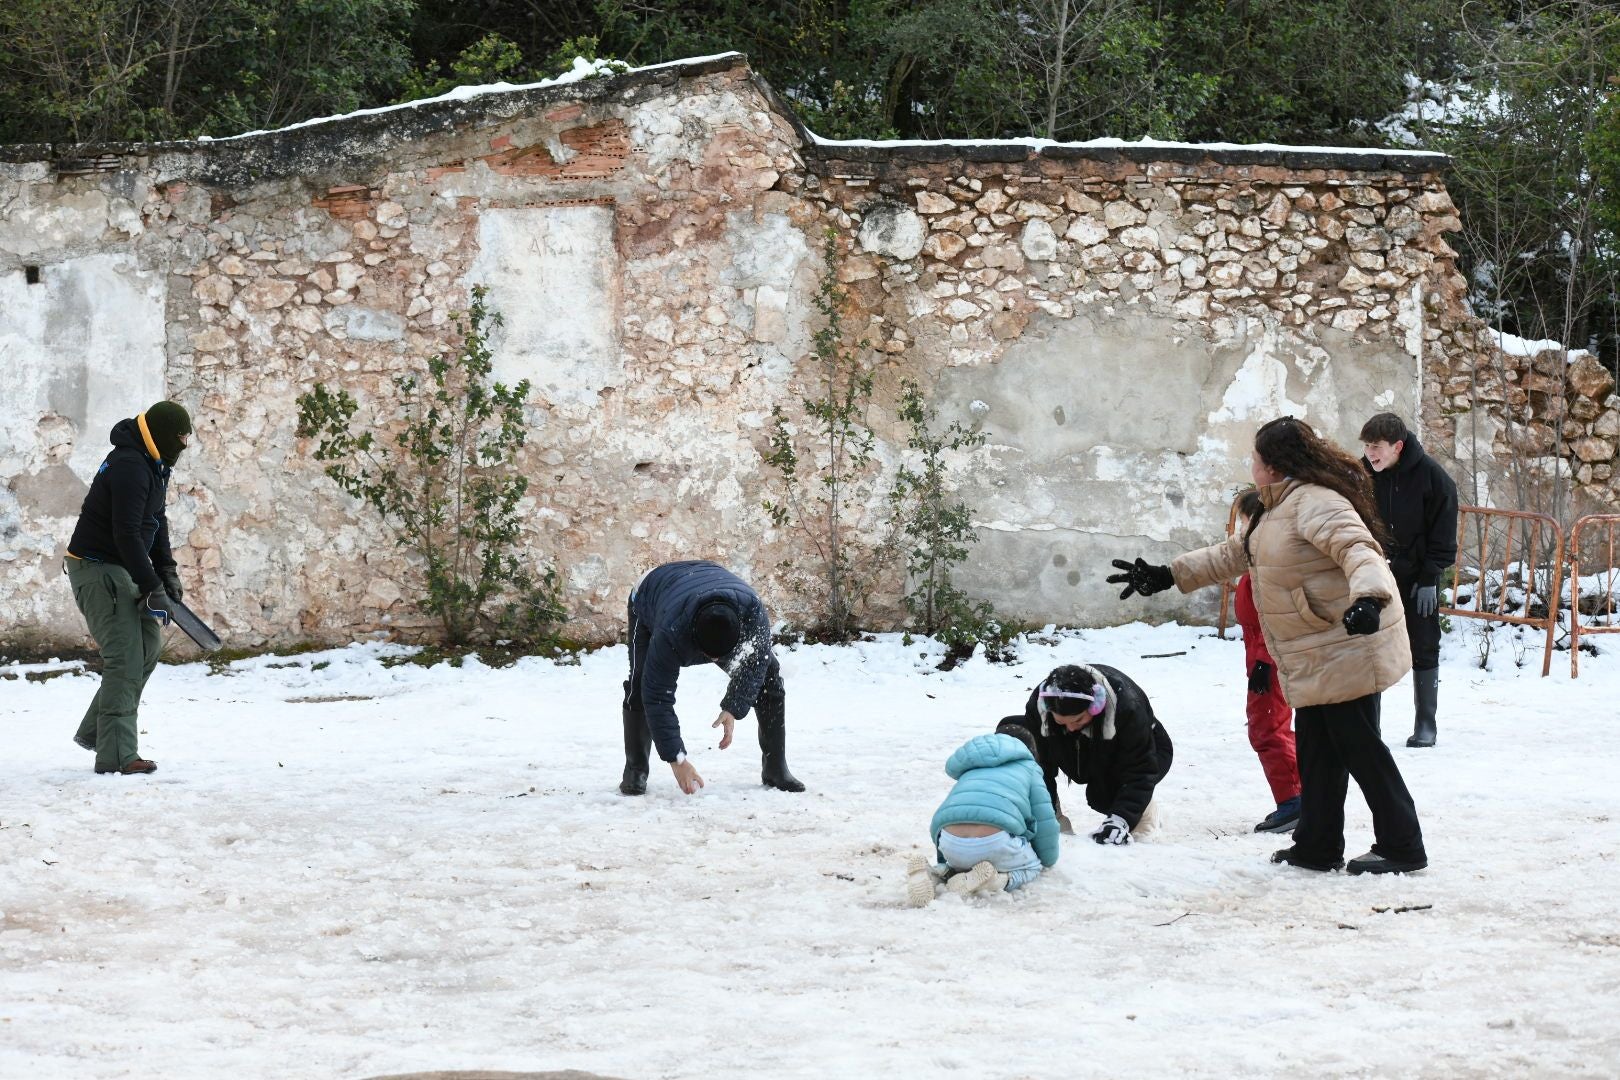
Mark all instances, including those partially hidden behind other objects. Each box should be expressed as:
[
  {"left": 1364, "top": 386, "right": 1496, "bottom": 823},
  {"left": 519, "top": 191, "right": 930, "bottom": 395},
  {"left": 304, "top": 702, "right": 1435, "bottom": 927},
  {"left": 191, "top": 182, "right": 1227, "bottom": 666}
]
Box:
[
  {"left": 1411, "top": 583, "right": 1437, "bottom": 618},
  {"left": 1341, "top": 597, "right": 1382, "bottom": 636},
  {"left": 1107, "top": 558, "right": 1175, "bottom": 600},
  {"left": 158, "top": 567, "right": 184, "bottom": 603},
  {"left": 1091, "top": 814, "right": 1131, "bottom": 845},
  {"left": 1248, "top": 660, "right": 1273, "bottom": 694},
  {"left": 142, "top": 588, "right": 175, "bottom": 626}
]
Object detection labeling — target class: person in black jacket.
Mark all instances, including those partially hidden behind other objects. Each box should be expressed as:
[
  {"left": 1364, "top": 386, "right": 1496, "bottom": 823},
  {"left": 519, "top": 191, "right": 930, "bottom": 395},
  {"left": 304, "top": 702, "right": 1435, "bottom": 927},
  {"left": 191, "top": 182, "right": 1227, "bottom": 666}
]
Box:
[
  {"left": 64, "top": 402, "right": 193, "bottom": 775},
  {"left": 620, "top": 560, "right": 804, "bottom": 796},
  {"left": 997, "top": 663, "right": 1172, "bottom": 845},
  {"left": 1360, "top": 413, "right": 1459, "bottom": 748}
]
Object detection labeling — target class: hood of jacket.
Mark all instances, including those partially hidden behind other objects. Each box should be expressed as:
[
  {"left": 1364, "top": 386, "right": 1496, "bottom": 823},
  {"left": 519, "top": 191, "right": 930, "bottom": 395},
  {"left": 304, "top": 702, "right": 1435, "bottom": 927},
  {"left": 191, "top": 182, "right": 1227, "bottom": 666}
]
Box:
[{"left": 945, "top": 733, "right": 1035, "bottom": 779}]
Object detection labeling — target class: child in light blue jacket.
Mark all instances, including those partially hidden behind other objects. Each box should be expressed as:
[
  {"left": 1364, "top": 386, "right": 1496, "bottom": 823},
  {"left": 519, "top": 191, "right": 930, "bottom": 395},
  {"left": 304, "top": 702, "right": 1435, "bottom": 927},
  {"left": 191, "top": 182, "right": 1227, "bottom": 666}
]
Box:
[{"left": 906, "top": 731, "right": 1060, "bottom": 906}]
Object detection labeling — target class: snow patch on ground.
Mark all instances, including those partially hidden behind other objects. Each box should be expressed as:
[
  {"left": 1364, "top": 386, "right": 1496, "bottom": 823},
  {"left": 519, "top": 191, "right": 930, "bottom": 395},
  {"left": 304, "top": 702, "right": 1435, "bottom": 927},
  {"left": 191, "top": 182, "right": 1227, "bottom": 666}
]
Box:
[{"left": 2, "top": 624, "right": 1617, "bottom": 1078}]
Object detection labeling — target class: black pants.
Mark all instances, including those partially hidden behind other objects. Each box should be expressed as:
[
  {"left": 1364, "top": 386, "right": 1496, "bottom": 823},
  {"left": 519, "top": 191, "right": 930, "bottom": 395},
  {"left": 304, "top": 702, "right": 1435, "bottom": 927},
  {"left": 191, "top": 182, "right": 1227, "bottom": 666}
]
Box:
[
  {"left": 1292, "top": 692, "right": 1425, "bottom": 863},
  {"left": 621, "top": 600, "right": 785, "bottom": 776},
  {"left": 1399, "top": 577, "right": 1442, "bottom": 670}
]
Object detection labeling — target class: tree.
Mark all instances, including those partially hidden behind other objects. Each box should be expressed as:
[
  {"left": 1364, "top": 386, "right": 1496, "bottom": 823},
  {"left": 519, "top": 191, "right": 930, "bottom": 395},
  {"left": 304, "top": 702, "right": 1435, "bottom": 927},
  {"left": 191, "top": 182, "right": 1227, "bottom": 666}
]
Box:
[{"left": 295, "top": 286, "right": 567, "bottom": 647}]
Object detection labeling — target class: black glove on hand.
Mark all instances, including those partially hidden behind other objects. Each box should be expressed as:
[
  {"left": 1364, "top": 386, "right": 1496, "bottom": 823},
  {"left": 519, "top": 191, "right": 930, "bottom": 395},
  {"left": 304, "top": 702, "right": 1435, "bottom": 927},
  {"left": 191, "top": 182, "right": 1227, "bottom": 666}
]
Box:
[
  {"left": 1248, "top": 660, "right": 1273, "bottom": 694},
  {"left": 143, "top": 588, "right": 175, "bottom": 626},
  {"left": 1107, "top": 558, "right": 1175, "bottom": 600},
  {"left": 1341, "top": 597, "right": 1382, "bottom": 636},
  {"left": 158, "top": 568, "right": 184, "bottom": 602},
  {"left": 1411, "top": 583, "right": 1437, "bottom": 618}
]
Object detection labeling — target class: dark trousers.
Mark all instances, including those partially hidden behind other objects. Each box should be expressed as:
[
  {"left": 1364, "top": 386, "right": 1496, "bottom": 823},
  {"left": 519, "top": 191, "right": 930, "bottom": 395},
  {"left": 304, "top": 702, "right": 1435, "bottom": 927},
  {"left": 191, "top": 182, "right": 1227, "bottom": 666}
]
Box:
[
  {"left": 1399, "top": 578, "right": 1442, "bottom": 670},
  {"left": 68, "top": 559, "right": 164, "bottom": 771},
  {"left": 621, "top": 601, "right": 785, "bottom": 780},
  {"left": 1292, "top": 693, "right": 1425, "bottom": 863}
]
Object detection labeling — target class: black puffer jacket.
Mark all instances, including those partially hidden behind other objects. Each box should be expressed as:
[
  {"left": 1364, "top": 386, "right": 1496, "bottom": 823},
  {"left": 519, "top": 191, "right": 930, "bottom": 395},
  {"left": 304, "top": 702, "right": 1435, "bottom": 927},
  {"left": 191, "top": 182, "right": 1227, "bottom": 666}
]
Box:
[
  {"left": 631, "top": 560, "right": 774, "bottom": 761},
  {"left": 1362, "top": 431, "right": 1459, "bottom": 588},
  {"left": 66, "top": 418, "right": 176, "bottom": 594},
  {"left": 999, "top": 663, "right": 1172, "bottom": 829}
]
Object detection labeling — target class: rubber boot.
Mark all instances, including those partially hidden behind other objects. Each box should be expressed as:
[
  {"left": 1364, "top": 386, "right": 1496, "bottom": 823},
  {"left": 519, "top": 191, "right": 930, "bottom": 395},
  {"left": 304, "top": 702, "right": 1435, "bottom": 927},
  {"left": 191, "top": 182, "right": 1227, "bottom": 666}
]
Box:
[
  {"left": 619, "top": 679, "right": 652, "bottom": 795},
  {"left": 754, "top": 671, "right": 804, "bottom": 792},
  {"left": 1407, "top": 668, "right": 1438, "bottom": 748}
]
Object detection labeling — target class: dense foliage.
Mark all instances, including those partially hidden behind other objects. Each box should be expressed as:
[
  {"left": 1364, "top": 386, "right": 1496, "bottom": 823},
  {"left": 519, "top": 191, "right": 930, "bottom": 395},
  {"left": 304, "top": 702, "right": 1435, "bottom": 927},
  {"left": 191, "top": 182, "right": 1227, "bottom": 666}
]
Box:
[{"left": 0, "top": 1, "right": 1614, "bottom": 366}]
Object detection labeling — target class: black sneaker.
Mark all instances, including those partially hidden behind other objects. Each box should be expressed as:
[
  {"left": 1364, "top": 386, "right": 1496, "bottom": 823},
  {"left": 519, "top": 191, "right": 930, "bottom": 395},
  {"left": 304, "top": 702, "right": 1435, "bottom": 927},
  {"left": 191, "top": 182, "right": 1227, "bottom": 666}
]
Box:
[
  {"left": 1254, "top": 798, "right": 1301, "bottom": 833},
  {"left": 73, "top": 734, "right": 95, "bottom": 752},
  {"left": 1346, "top": 849, "right": 1428, "bottom": 875},
  {"left": 1270, "top": 846, "right": 1343, "bottom": 872}
]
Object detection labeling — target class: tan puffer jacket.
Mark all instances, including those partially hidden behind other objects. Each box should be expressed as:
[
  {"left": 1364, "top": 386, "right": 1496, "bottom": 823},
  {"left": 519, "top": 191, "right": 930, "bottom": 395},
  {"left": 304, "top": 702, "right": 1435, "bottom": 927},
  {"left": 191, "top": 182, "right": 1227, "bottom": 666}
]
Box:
[{"left": 1172, "top": 479, "right": 1411, "bottom": 708}]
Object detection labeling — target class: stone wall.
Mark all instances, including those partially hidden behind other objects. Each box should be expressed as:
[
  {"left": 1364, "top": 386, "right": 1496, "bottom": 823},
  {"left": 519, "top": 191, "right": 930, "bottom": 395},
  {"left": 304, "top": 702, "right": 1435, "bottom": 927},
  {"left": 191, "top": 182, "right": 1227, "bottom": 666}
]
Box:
[{"left": 0, "top": 53, "right": 1573, "bottom": 650}]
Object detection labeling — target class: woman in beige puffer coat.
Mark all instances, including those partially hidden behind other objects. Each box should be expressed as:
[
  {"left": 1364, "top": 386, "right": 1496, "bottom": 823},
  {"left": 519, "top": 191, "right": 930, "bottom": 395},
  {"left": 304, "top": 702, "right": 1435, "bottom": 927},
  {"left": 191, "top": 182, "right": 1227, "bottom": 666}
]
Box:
[{"left": 1108, "top": 417, "right": 1427, "bottom": 876}]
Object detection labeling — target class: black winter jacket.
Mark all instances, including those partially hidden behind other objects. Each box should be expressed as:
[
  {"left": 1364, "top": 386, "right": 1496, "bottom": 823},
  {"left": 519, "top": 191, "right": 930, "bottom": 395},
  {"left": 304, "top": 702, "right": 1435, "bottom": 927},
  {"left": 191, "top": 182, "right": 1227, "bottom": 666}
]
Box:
[
  {"left": 1363, "top": 432, "right": 1459, "bottom": 588},
  {"left": 1000, "top": 663, "right": 1172, "bottom": 830},
  {"left": 631, "top": 560, "right": 774, "bottom": 762},
  {"left": 66, "top": 418, "right": 176, "bottom": 595}
]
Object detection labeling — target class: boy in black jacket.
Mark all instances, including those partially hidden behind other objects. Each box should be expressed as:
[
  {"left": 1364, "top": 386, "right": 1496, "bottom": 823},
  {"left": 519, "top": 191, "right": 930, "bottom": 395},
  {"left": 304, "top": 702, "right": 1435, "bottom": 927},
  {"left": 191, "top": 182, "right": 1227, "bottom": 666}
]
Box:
[
  {"left": 619, "top": 560, "right": 804, "bottom": 796},
  {"left": 997, "top": 663, "right": 1173, "bottom": 845},
  {"left": 64, "top": 402, "right": 193, "bottom": 775},
  {"left": 1360, "top": 413, "right": 1459, "bottom": 748}
]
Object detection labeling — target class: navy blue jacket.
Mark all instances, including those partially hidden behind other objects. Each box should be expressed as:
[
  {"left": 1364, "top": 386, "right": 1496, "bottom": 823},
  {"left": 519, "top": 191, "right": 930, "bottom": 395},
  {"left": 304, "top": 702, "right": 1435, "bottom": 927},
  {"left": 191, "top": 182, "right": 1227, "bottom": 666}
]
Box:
[
  {"left": 66, "top": 418, "right": 176, "bottom": 595},
  {"left": 1362, "top": 431, "right": 1459, "bottom": 588},
  {"left": 632, "top": 561, "right": 774, "bottom": 762}
]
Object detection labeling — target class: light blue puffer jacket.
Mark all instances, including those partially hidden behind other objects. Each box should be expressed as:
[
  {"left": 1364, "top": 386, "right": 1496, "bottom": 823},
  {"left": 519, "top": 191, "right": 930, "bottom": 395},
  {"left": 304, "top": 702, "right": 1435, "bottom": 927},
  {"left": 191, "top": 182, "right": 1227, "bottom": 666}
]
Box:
[{"left": 929, "top": 734, "right": 1060, "bottom": 867}]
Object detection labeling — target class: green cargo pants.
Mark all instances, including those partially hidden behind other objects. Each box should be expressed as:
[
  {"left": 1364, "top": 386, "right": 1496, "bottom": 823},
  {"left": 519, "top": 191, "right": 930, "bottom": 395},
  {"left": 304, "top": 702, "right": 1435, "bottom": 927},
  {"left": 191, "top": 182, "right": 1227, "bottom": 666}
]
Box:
[{"left": 67, "top": 559, "right": 164, "bottom": 771}]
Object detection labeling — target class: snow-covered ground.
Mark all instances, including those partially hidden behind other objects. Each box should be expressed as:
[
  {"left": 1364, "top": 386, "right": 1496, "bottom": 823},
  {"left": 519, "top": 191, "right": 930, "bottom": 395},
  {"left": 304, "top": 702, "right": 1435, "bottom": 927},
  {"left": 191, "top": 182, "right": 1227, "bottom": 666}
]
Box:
[{"left": 3, "top": 621, "right": 1617, "bottom": 1080}]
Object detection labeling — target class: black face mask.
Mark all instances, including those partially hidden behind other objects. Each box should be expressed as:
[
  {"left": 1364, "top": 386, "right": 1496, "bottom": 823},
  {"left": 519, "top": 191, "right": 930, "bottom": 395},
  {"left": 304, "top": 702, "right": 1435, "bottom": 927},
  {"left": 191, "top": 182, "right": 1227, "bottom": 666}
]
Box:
[{"left": 142, "top": 402, "right": 192, "bottom": 466}]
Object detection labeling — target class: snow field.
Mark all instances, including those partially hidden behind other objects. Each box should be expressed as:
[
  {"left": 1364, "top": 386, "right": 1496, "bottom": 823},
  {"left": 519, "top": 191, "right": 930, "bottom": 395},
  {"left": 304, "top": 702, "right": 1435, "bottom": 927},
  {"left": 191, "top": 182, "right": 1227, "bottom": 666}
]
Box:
[{"left": 2, "top": 622, "right": 1618, "bottom": 1079}]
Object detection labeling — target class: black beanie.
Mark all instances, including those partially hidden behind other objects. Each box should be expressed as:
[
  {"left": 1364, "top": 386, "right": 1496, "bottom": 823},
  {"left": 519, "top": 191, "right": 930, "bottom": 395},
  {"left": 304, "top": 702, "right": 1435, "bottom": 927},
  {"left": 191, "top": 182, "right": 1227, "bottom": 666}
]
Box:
[
  {"left": 143, "top": 401, "right": 193, "bottom": 465},
  {"left": 693, "top": 600, "right": 742, "bottom": 658}
]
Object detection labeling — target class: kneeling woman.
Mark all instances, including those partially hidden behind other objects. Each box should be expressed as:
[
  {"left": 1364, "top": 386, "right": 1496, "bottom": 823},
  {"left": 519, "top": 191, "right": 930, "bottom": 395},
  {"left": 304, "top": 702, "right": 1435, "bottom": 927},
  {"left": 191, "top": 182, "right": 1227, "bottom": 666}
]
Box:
[
  {"left": 998, "top": 663, "right": 1173, "bottom": 846},
  {"left": 1109, "top": 416, "right": 1427, "bottom": 875}
]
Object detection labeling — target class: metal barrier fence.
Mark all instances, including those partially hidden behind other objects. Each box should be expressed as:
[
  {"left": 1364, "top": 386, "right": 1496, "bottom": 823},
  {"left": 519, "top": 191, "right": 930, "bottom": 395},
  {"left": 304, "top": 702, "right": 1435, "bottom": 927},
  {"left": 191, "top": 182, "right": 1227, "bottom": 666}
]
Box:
[
  {"left": 1569, "top": 514, "right": 1620, "bottom": 679},
  {"left": 1443, "top": 506, "right": 1565, "bottom": 678}
]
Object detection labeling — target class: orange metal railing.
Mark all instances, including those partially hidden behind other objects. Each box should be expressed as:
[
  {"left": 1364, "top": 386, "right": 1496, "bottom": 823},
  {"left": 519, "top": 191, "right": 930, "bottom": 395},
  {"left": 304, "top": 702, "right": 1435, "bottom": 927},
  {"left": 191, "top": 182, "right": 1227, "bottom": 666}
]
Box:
[
  {"left": 1443, "top": 506, "right": 1566, "bottom": 678},
  {"left": 1568, "top": 514, "right": 1620, "bottom": 679}
]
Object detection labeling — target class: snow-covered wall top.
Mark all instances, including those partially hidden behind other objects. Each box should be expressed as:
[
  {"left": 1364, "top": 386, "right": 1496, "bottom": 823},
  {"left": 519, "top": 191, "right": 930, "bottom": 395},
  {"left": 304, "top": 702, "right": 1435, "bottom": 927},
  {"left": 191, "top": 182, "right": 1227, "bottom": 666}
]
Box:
[{"left": 2, "top": 53, "right": 1597, "bottom": 650}]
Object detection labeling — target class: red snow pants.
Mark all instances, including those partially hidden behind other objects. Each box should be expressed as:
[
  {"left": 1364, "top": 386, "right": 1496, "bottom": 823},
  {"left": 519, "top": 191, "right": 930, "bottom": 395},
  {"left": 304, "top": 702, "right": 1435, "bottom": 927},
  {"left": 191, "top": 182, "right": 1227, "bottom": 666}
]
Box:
[{"left": 1236, "top": 574, "right": 1301, "bottom": 805}]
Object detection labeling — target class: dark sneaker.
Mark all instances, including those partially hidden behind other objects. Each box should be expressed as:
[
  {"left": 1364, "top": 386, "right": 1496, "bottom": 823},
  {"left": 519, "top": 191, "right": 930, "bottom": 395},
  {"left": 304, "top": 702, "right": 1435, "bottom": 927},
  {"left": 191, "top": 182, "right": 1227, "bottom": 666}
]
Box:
[
  {"left": 96, "top": 758, "right": 157, "bottom": 775},
  {"left": 1254, "top": 797, "right": 1302, "bottom": 833},
  {"left": 1346, "top": 849, "right": 1427, "bottom": 875},
  {"left": 73, "top": 734, "right": 95, "bottom": 752},
  {"left": 1270, "top": 846, "right": 1343, "bottom": 872}
]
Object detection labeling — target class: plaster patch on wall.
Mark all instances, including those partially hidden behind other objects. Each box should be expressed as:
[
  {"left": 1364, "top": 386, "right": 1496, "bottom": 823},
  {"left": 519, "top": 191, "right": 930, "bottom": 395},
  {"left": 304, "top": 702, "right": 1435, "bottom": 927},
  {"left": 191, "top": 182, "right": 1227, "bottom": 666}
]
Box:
[
  {"left": 468, "top": 205, "right": 622, "bottom": 407},
  {"left": 1206, "top": 320, "right": 1308, "bottom": 425},
  {"left": 0, "top": 254, "right": 166, "bottom": 482}
]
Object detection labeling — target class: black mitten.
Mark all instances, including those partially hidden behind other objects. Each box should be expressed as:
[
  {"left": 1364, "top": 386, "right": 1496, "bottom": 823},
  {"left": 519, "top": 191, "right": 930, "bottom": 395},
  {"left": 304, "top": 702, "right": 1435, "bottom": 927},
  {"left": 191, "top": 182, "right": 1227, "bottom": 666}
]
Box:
[
  {"left": 1107, "top": 557, "right": 1175, "bottom": 600},
  {"left": 1248, "top": 660, "right": 1272, "bottom": 694},
  {"left": 158, "top": 567, "right": 184, "bottom": 602},
  {"left": 1342, "top": 597, "right": 1382, "bottom": 636}
]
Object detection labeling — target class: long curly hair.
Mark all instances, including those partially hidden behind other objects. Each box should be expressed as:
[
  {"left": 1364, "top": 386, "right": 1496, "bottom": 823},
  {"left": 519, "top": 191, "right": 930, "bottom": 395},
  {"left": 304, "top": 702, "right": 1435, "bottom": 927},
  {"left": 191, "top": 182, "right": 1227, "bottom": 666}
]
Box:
[{"left": 1248, "top": 416, "right": 1389, "bottom": 554}]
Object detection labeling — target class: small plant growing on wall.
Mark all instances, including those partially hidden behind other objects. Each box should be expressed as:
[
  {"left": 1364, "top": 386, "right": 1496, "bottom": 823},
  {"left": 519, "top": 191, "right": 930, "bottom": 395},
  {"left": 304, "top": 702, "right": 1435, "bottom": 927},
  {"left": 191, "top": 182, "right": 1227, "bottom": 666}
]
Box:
[
  {"left": 762, "top": 227, "right": 898, "bottom": 641},
  {"left": 294, "top": 286, "right": 566, "bottom": 647},
  {"left": 890, "top": 379, "right": 1016, "bottom": 666}
]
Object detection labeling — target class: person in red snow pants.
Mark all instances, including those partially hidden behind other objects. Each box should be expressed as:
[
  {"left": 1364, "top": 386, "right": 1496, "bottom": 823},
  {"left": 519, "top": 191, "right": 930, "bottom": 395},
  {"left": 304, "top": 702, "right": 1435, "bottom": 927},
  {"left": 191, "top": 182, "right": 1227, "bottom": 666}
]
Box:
[{"left": 1236, "top": 570, "right": 1302, "bottom": 833}]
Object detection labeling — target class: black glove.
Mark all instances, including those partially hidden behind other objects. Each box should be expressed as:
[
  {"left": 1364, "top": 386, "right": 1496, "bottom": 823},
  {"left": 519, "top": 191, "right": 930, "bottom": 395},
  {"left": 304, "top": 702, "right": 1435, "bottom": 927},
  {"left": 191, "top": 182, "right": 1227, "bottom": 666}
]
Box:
[
  {"left": 1107, "top": 558, "right": 1175, "bottom": 600},
  {"left": 1248, "top": 660, "right": 1272, "bottom": 694},
  {"left": 1411, "top": 583, "right": 1437, "bottom": 618},
  {"left": 1342, "top": 597, "right": 1382, "bottom": 636},
  {"left": 157, "top": 567, "right": 184, "bottom": 602},
  {"left": 142, "top": 588, "right": 176, "bottom": 626}
]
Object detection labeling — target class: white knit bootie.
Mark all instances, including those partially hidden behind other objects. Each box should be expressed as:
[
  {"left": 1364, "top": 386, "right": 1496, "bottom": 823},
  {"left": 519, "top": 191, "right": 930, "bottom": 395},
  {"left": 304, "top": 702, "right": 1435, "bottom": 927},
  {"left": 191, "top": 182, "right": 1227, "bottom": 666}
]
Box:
[
  {"left": 945, "top": 860, "right": 1008, "bottom": 897},
  {"left": 904, "top": 853, "right": 938, "bottom": 908}
]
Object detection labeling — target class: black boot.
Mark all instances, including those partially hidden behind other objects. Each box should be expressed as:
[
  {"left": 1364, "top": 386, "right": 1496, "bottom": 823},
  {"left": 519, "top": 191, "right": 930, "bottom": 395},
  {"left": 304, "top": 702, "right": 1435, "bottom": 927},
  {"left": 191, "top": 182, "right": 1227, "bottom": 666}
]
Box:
[
  {"left": 1407, "top": 668, "right": 1438, "bottom": 748},
  {"left": 619, "top": 679, "right": 651, "bottom": 796},
  {"left": 755, "top": 671, "right": 804, "bottom": 792}
]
